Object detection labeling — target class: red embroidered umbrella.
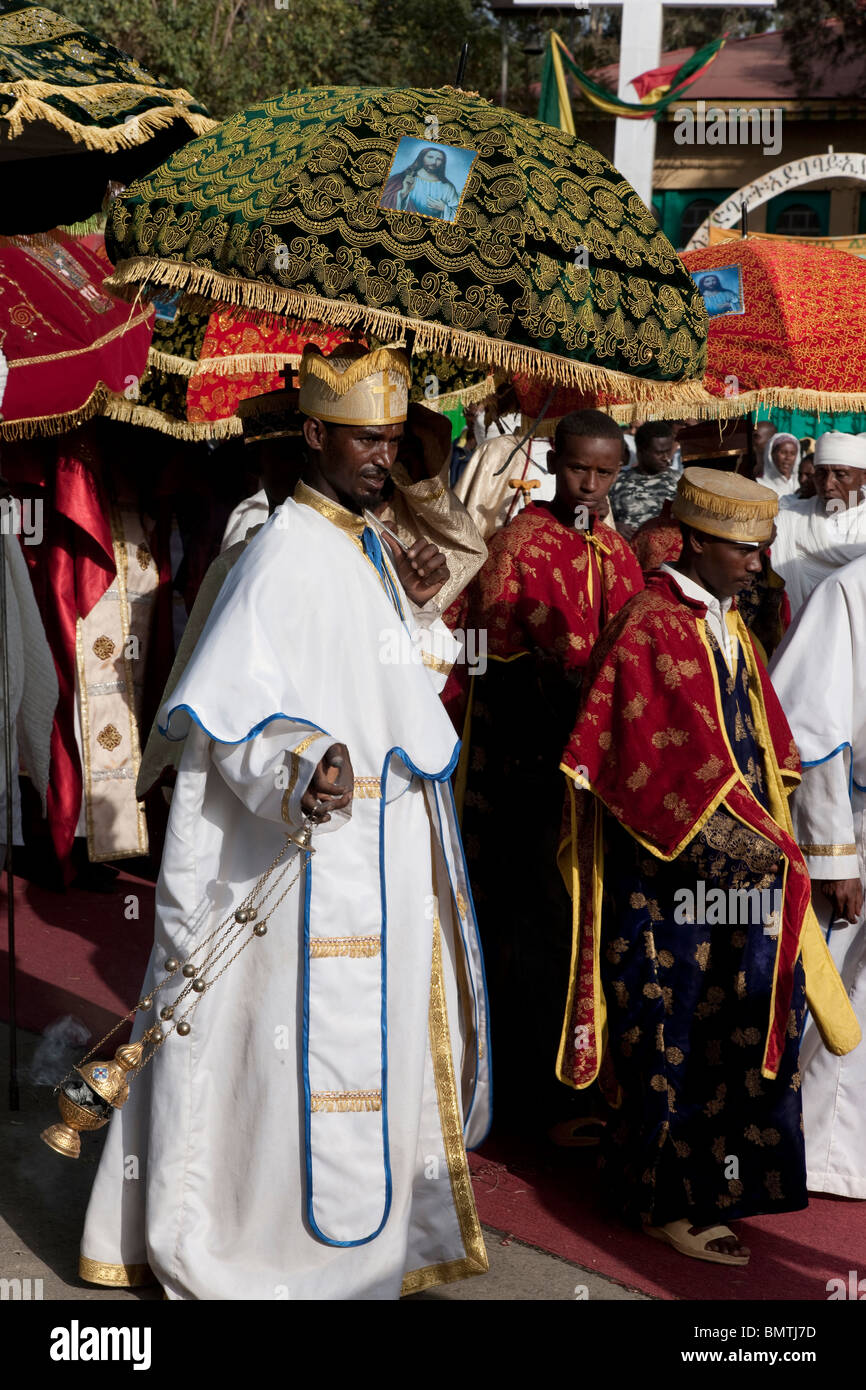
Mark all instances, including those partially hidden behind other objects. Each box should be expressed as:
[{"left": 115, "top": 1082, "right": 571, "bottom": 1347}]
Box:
[
  {"left": 105, "top": 303, "right": 348, "bottom": 439},
  {"left": 514, "top": 237, "right": 866, "bottom": 431},
  {"left": 0, "top": 229, "right": 153, "bottom": 439},
  {"left": 106, "top": 303, "right": 495, "bottom": 439}
]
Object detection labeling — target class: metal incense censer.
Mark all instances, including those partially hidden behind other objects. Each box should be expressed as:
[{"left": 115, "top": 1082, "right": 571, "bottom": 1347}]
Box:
[
  {"left": 41, "top": 818, "right": 315, "bottom": 1158},
  {"left": 41, "top": 1039, "right": 150, "bottom": 1158}
]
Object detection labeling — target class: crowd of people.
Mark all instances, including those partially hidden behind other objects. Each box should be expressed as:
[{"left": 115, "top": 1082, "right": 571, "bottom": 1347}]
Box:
[{"left": 55, "top": 341, "right": 863, "bottom": 1298}]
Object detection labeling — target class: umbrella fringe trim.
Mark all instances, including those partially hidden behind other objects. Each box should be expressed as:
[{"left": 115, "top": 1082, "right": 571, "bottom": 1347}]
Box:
[
  {"left": 148, "top": 348, "right": 304, "bottom": 378},
  {"left": 104, "top": 258, "right": 709, "bottom": 405},
  {"left": 601, "top": 387, "right": 866, "bottom": 427},
  {"left": 102, "top": 393, "right": 241, "bottom": 440},
  {"left": 420, "top": 376, "right": 496, "bottom": 413},
  {"left": 0, "top": 92, "right": 215, "bottom": 150},
  {"left": 0, "top": 383, "right": 109, "bottom": 440}
]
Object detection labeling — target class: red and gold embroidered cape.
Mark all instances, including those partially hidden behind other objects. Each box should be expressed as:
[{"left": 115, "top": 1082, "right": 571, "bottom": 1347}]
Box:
[
  {"left": 442, "top": 502, "right": 643, "bottom": 734},
  {"left": 557, "top": 571, "right": 860, "bottom": 1089}
]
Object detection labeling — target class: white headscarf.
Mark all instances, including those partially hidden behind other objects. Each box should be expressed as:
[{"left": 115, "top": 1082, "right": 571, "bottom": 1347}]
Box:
[{"left": 762, "top": 432, "right": 800, "bottom": 497}]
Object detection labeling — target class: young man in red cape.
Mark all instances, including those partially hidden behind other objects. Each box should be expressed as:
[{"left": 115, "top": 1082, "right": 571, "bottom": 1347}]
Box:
[
  {"left": 446, "top": 409, "right": 644, "bottom": 1133},
  {"left": 557, "top": 468, "right": 860, "bottom": 1265}
]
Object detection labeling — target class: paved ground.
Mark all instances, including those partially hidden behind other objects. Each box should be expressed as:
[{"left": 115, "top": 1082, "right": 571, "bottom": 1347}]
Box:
[{"left": 0, "top": 1023, "right": 650, "bottom": 1302}]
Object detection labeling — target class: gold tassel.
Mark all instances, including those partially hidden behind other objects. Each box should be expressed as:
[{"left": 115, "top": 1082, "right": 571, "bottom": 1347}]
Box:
[
  {"left": 423, "top": 376, "right": 496, "bottom": 413},
  {"left": 102, "top": 393, "right": 242, "bottom": 440},
  {"left": 0, "top": 89, "right": 215, "bottom": 151},
  {"left": 533, "top": 386, "right": 866, "bottom": 431},
  {"left": 148, "top": 348, "right": 304, "bottom": 379},
  {"left": 0, "top": 384, "right": 108, "bottom": 441},
  {"left": 104, "top": 258, "right": 714, "bottom": 405}
]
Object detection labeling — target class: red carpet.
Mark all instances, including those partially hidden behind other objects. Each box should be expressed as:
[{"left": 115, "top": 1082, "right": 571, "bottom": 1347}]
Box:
[
  {"left": 2, "top": 872, "right": 863, "bottom": 1300},
  {"left": 0, "top": 870, "right": 155, "bottom": 1040},
  {"left": 470, "top": 1134, "right": 863, "bottom": 1300}
]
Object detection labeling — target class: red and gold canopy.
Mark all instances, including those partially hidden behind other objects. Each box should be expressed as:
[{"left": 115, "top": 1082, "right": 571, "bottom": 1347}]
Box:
[
  {"left": 0, "top": 229, "right": 153, "bottom": 439},
  {"left": 515, "top": 237, "right": 866, "bottom": 431}
]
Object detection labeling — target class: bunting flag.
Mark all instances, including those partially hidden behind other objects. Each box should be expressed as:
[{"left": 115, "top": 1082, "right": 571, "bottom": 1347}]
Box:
[{"left": 539, "top": 30, "right": 727, "bottom": 128}]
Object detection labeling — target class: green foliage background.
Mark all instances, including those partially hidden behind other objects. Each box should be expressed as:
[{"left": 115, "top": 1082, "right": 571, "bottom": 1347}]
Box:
[{"left": 61, "top": 2, "right": 866, "bottom": 121}]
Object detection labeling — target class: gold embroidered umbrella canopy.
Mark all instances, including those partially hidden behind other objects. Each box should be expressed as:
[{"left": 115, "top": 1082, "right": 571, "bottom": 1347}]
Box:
[
  {"left": 104, "top": 85, "right": 708, "bottom": 408},
  {"left": 0, "top": 0, "right": 216, "bottom": 233}
]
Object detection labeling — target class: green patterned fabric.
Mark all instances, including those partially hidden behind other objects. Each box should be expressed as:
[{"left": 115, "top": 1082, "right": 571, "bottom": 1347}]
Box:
[
  {"left": 106, "top": 85, "right": 708, "bottom": 399},
  {"left": 0, "top": 0, "right": 212, "bottom": 139}
]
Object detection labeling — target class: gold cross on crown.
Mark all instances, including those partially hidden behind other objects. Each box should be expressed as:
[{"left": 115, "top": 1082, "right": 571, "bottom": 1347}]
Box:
[{"left": 369, "top": 375, "right": 400, "bottom": 421}]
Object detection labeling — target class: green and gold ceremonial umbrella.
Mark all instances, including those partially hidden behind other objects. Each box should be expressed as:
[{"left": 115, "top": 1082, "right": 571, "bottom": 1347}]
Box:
[
  {"left": 104, "top": 85, "right": 708, "bottom": 409},
  {"left": 0, "top": 0, "right": 216, "bottom": 232}
]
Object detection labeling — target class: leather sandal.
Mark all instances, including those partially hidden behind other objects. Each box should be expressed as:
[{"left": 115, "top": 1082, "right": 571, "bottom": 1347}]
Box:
[{"left": 644, "top": 1218, "right": 750, "bottom": 1266}]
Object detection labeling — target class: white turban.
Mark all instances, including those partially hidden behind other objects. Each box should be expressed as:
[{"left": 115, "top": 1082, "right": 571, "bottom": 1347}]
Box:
[{"left": 814, "top": 431, "right": 866, "bottom": 469}]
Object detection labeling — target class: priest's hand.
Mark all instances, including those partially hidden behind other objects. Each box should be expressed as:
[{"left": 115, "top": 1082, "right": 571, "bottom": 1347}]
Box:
[
  {"left": 820, "top": 877, "right": 864, "bottom": 924},
  {"left": 302, "top": 743, "right": 354, "bottom": 824},
  {"left": 382, "top": 533, "right": 449, "bottom": 605}
]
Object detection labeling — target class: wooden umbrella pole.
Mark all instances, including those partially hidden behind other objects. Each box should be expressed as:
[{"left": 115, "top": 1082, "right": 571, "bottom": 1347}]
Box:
[{"left": 0, "top": 472, "right": 18, "bottom": 1110}]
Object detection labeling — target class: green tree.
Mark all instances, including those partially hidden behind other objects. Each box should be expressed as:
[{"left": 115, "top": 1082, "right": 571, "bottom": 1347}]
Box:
[{"left": 777, "top": 0, "right": 866, "bottom": 97}]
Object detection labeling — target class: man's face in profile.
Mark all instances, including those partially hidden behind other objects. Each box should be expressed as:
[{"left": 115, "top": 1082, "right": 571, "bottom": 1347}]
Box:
[{"left": 816, "top": 465, "right": 866, "bottom": 513}]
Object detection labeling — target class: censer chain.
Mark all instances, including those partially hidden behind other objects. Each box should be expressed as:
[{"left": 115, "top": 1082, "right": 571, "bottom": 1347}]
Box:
[{"left": 55, "top": 835, "right": 305, "bottom": 1090}]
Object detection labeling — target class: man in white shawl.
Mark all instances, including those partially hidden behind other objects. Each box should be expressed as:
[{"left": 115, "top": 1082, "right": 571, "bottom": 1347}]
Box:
[
  {"left": 770, "top": 555, "right": 866, "bottom": 1197},
  {"left": 79, "top": 343, "right": 491, "bottom": 1299},
  {"left": 770, "top": 431, "right": 866, "bottom": 617}
]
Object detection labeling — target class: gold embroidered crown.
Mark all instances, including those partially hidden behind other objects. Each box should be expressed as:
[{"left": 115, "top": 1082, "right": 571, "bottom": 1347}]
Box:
[
  {"left": 673, "top": 467, "right": 778, "bottom": 544},
  {"left": 298, "top": 344, "right": 410, "bottom": 426}
]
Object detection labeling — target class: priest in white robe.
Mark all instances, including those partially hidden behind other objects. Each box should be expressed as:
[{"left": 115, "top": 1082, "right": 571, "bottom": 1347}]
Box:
[
  {"left": 771, "top": 556, "right": 866, "bottom": 1198},
  {"left": 79, "top": 344, "right": 491, "bottom": 1299},
  {"left": 771, "top": 431, "right": 866, "bottom": 617}
]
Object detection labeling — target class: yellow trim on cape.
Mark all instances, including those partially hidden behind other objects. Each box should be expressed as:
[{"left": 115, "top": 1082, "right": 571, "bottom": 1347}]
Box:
[
  {"left": 294, "top": 479, "right": 365, "bottom": 534},
  {"left": 561, "top": 755, "right": 740, "bottom": 865},
  {"left": 735, "top": 612, "right": 860, "bottom": 1063},
  {"left": 555, "top": 779, "right": 608, "bottom": 1090},
  {"left": 402, "top": 826, "right": 487, "bottom": 1296}
]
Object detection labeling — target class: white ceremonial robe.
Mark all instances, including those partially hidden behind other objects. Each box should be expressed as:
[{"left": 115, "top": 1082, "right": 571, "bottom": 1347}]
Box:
[
  {"left": 80, "top": 483, "right": 491, "bottom": 1298},
  {"left": 771, "top": 557, "right": 866, "bottom": 1197},
  {"left": 770, "top": 493, "right": 866, "bottom": 618}
]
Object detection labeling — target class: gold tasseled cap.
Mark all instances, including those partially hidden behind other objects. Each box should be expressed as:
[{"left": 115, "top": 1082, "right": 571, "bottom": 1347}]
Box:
[
  {"left": 298, "top": 343, "right": 410, "bottom": 426},
  {"left": 672, "top": 466, "right": 778, "bottom": 543}
]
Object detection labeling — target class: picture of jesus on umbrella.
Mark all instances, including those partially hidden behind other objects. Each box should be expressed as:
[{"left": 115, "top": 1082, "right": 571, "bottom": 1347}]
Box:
[
  {"left": 692, "top": 264, "right": 745, "bottom": 319},
  {"left": 380, "top": 137, "right": 476, "bottom": 222}
]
